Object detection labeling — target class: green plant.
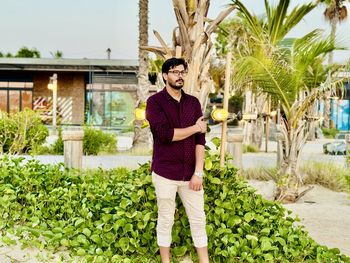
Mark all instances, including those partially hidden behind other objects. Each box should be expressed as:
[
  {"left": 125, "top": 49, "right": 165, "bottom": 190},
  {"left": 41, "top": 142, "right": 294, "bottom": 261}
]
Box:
[
  {"left": 242, "top": 167, "right": 278, "bottom": 181},
  {"left": 29, "top": 145, "right": 55, "bottom": 155},
  {"left": 243, "top": 162, "right": 350, "bottom": 193},
  {"left": 321, "top": 127, "right": 339, "bottom": 138},
  {"left": 345, "top": 174, "right": 350, "bottom": 192},
  {"left": 0, "top": 154, "right": 349, "bottom": 262},
  {"left": 52, "top": 128, "right": 64, "bottom": 155},
  {"left": 243, "top": 144, "right": 260, "bottom": 153},
  {"left": 0, "top": 109, "right": 48, "bottom": 154},
  {"left": 50, "top": 127, "right": 117, "bottom": 155},
  {"left": 300, "top": 162, "right": 350, "bottom": 192},
  {"left": 83, "top": 126, "right": 117, "bottom": 155}
]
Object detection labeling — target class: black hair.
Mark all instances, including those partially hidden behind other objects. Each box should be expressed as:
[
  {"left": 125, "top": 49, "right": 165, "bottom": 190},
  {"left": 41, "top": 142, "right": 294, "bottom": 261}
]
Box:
[{"left": 161, "top": 57, "right": 188, "bottom": 84}]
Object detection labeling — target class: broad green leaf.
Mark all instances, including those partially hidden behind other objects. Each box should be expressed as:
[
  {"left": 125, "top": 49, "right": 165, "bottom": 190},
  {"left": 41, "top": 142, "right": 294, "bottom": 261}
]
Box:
[
  {"left": 90, "top": 234, "right": 102, "bottom": 244},
  {"left": 172, "top": 246, "right": 187, "bottom": 257},
  {"left": 74, "top": 218, "right": 85, "bottom": 227},
  {"left": 118, "top": 237, "right": 129, "bottom": 252},
  {"left": 205, "top": 158, "right": 213, "bottom": 170}
]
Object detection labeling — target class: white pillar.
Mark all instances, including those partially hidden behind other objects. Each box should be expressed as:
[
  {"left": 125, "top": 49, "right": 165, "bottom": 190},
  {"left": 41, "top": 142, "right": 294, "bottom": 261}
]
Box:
[
  {"left": 227, "top": 133, "right": 244, "bottom": 171},
  {"left": 62, "top": 130, "right": 84, "bottom": 169}
]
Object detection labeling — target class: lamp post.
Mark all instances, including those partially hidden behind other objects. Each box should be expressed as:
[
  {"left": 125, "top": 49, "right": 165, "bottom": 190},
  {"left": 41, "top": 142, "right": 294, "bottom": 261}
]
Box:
[
  {"left": 48, "top": 74, "right": 58, "bottom": 134},
  {"left": 215, "top": 52, "right": 232, "bottom": 168}
]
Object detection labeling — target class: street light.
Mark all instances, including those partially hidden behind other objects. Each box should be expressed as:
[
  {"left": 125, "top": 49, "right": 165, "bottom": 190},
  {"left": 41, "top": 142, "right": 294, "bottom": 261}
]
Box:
[
  {"left": 211, "top": 108, "right": 229, "bottom": 122},
  {"left": 47, "top": 74, "right": 58, "bottom": 133},
  {"left": 134, "top": 107, "right": 146, "bottom": 121}
]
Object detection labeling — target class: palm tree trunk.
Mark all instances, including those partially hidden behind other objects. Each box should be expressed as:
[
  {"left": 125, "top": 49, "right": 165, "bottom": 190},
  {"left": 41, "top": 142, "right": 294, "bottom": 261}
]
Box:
[
  {"left": 307, "top": 103, "right": 317, "bottom": 141},
  {"left": 251, "top": 94, "right": 266, "bottom": 148},
  {"left": 133, "top": 0, "right": 151, "bottom": 153},
  {"left": 276, "top": 120, "right": 308, "bottom": 202}
]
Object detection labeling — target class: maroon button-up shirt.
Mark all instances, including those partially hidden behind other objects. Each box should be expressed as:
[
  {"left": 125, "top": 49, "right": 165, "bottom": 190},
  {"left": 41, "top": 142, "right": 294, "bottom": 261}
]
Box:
[{"left": 146, "top": 88, "right": 206, "bottom": 181}]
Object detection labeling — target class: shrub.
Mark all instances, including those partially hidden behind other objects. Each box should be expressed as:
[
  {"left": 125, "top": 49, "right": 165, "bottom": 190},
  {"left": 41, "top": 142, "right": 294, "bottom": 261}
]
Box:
[
  {"left": 83, "top": 126, "right": 117, "bottom": 155},
  {"left": 321, "top": 127, "right": 339, "bottom": 139},
  {"left": 243, "top": 163, "right": 350, "bottom": 193},
  {"left": 242, "top": 167, "right": 278, "bottom": 181},
  {"left": 0, "top": 155, "right": 348, "bottom": 262},
  {"left": 299, "top": 162, "right": 350, "bottom": 192},
  {"left": 243, "top": 144, "right": 260, "bottom": 153},
  {"left": 51, "top": 128, "right": 64, "bottom": 155},
  {"left": 50, "top": 126, "right": 117, "bottom": 155},
  {"left": 0, "top": 109, "right": 48, "bottom": 154}
]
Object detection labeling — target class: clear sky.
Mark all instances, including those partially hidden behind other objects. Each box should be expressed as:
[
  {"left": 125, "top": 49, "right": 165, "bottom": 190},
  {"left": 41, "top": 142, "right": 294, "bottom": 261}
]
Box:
[{"left": 0, "top": 0, "right": 349, "bottom": 62}]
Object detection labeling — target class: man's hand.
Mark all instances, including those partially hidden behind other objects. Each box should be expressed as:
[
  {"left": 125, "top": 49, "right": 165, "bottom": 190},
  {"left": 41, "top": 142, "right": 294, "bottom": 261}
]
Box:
[
  {"left": 195, "top": 116, "right": 207, "bottom": 134},
  {"left": 189, "top": 174, "right": 203, "bottom": 191}
]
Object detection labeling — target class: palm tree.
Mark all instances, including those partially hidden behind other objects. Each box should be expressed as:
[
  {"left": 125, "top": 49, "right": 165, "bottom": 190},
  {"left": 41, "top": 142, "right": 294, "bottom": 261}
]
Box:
[
  {"left": 322, "top": 0, "right": 348, "bottom": 63},
  {"left": 231, "top": 0, "right": 317, "bottom": 46},
  {"left": 320, "top": 0, "right": 348, "bottom": 128},
  {"left": 50, "top": 50, "right": 63, "bottom": 58},
  {"left": 233, "top": 30, "right": 344, "bottom": 201},
  {"left": 132, "top": 0, "right": 151, "bottom": 153},
  {"left": 216, "top": 0, "right": 318, "bottom": 147},
  {"left": 142, "top": 0, "right": 235, "bottom": 108}
]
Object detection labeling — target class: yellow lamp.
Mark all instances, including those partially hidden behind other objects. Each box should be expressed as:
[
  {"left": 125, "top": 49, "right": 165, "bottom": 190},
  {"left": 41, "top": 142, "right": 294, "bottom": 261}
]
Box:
[
  {"left": 47, "top": 83, "right": 57, "bottom": 91},
  {"left": 270, "top": 110, "right": 277, "bottom": 117},
  {"left": 211, "top": 108, "right": 229, "bottom": 122},
  {"left": 134, "top": 108, "right": 146, "bottom": 121}
]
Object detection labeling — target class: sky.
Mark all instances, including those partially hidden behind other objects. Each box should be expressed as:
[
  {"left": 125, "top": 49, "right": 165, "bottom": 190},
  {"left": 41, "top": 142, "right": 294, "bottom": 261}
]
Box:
[{"left": 1, "top": 0, "right": 350, "bottom": 63}]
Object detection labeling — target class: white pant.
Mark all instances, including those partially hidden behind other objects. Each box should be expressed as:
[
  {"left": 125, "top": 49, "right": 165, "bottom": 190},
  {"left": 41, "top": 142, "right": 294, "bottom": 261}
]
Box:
[{"left": 152, "top": 172, "right": 208, "bottom": 248}]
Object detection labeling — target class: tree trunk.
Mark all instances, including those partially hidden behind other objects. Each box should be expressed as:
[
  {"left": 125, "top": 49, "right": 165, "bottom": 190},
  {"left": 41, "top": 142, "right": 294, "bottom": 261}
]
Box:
[
  {"left": 243, "top": 89, "right": 252, "bottom": 144},
  {"left": 133, "top": 0, "right": 151, "bottom": 154},
  {"left": 275, "top": 120, "right": 309, "bottom": 203},
  {"left": 307, "top": 103, "right": 317, "bottom": 141},
  {"left": 251, "top": 94, "right": 266, "bottom": 148},
  {"left": 142, "top": 1, "right": 234, "bottom": 108}
]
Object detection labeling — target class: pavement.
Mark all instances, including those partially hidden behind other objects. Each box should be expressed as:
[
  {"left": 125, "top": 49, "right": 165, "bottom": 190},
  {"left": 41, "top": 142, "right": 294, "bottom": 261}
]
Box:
[{"left": 20, "top": 135, "right": 347, "bottom": 170}]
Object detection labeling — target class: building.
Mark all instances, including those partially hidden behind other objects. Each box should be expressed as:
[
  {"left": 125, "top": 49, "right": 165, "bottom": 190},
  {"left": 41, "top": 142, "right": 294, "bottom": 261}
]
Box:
[
  {"left": 331, "top": 73, "right": 350, "bottom": 131},
  {"left": 330, "top": 87, "right": 350, "bottom": 131},
  {"left": 0, "top": 58, "right": 139, "bottom": 130}
]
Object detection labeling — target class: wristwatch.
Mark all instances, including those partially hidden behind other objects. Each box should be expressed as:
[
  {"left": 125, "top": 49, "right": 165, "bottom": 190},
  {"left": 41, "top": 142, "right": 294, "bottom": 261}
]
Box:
[{"left": 194, "top": 171, "right": 204, "bottom": 178}]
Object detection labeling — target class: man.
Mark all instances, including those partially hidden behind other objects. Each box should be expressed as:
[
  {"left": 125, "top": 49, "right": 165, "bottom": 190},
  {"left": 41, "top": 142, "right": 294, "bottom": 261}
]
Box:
[{"left": 146, "top": 57, "right": 209, "bottom": 263}]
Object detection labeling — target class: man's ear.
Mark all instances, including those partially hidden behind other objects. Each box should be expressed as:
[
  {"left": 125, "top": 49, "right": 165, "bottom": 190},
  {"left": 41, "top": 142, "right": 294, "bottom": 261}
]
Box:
[
  {"left": 162, "top": 72, "right": 168, "bottom": 82},
  {"left": 162, "top": 73, "right": 168, "bottom": 84}
]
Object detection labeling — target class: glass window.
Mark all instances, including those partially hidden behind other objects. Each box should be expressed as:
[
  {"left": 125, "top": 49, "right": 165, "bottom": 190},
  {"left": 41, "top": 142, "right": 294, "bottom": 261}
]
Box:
[
  {"left": 0, "top": 90, "right": 7, "bottom": 111},
  {"left": 0, "top": 81, "right": 33, "bottom": 113},
  {"left": 9, "top": 90, "right": 20, "bottom": 112},
  {"left": 86, "top": 90, "right": 134, "bottom": 128},
  {"left": 9, "top": 82, "right": 25, "bottom": 88},
  {"left": 0, "top": 82, "right": 8, "bottom": 88},
  {"left": 22, "top": 91, "right": 33, "bottom": 110}
]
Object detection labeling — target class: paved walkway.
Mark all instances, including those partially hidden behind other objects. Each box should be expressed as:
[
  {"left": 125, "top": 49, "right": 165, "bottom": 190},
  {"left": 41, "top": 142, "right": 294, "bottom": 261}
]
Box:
[{"left": 20, "top": 138, "right": 347, "bottom": 170}]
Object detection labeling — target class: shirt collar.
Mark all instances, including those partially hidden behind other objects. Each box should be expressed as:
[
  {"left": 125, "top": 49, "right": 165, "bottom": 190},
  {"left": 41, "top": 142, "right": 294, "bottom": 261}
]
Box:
[{"left": 161, "top": 87, "right": 188, "bottom": 102}]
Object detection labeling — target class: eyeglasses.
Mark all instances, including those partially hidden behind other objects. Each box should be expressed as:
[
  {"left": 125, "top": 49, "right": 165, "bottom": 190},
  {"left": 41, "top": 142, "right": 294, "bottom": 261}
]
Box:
[{"left": 168, "top": 70, "right": 188, "bottom": 77}]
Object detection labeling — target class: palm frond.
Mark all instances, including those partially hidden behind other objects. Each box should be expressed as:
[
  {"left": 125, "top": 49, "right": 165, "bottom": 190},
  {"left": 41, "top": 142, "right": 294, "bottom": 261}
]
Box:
[
  {"left": 290, "top": 73, "right": 346, "bottom": 128},
  {"left": 268, "top": 0, "right": 290, "bottom": 44},
  {"left": 230, "top": 0, "right": 265, "bottom": 43},
  {"left": 292, "top": 29, "right": 345, "bottom": 83},
  {"left": 264, "top": 0, "right": 272, "bottom": 22},
  {"left": 233, "top": 53, "right": 297, "bottom": 114},
  {"left": 282, "top": 2, "right": 317, "bottom": 41}
]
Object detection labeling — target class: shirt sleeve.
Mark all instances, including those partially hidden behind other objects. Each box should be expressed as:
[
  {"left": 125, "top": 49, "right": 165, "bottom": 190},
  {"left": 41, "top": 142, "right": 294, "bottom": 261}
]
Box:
[
  {"left": 146, "top": 96, "right": 174, "bottom": 144},
  {"left": 194, "top": 99, "right": 206, "bottom": 146}
]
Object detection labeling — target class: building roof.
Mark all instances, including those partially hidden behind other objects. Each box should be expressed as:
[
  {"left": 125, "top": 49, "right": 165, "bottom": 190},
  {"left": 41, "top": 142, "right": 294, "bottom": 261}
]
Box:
[{"left": 0, "top": 58, "right": 138, "bottom": 72}]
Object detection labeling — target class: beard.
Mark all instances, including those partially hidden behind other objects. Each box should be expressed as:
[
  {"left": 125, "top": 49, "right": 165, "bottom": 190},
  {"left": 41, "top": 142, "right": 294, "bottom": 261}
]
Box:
[{"left": 168, "top": 79, "right": 184, "bottom": 90}]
